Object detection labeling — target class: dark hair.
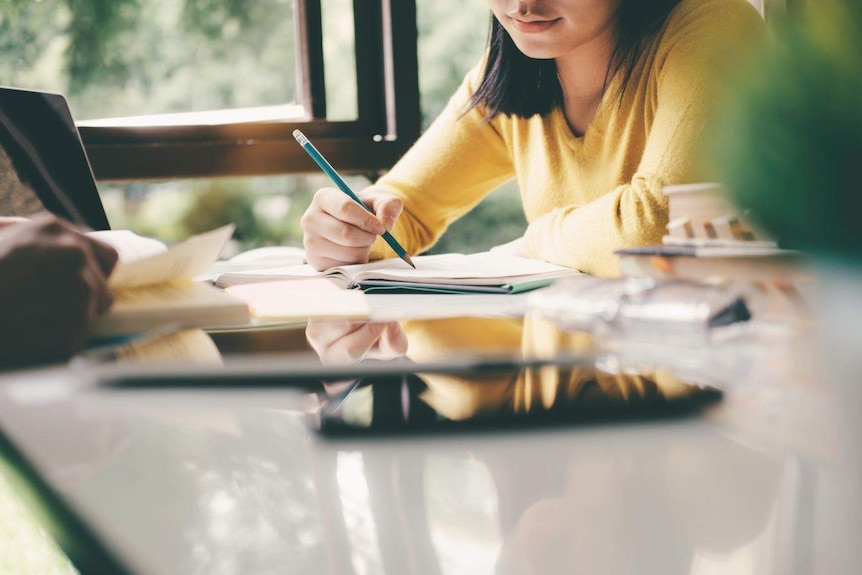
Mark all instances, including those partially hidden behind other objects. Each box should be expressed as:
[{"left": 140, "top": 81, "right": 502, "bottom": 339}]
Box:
[{"left": 470, "top": 0, "right": 683, "bottom": 120}]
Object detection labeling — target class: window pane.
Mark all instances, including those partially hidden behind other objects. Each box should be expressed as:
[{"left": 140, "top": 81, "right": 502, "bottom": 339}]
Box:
[
  {"left": 0, "top": 0, "right": 297, "bottom": 121},
  {"left": 416, "top": 2, "right": 489, "bottom": 127},
  {"left": 321, "top": 0, "right": 358, "bottom": 121}
]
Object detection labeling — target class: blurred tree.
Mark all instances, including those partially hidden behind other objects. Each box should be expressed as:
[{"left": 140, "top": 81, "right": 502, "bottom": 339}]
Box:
[
  {"left": 0, "top": 1, "right": 67, "bottom": 82},
  {"left": 428, "top": 182, "right": 526, "bottom": 255},
  {"left": 64, "top": 0, "right": 140, "bottom": 92},
  {"left": 416, "top": 2, "right": 490, "bottom": 125},
  {"left": 181, "top": 181, "right": 260, "bottom": 242},
  {"left": 0, "top": 0, "right": 295, "bottom": 119}
]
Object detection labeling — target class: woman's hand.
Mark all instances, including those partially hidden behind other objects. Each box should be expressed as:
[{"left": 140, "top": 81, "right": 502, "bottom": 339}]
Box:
[
  {"left": 0, "top": 213, "right": 119, "bottom": 365},
  {"left": 306, "top": 320, "right": 408, "bottom": 365},
  {"left": 301, "top": 187, "right": 403, "bottom": 271}
]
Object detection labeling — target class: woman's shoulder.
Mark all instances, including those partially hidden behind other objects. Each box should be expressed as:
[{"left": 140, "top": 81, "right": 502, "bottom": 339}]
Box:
[
  {"left": 647, "top": 0, "right": 765, "bottom": 69},
  {"left": 660, "top": 0, "right": 764, "bottom": 45}
]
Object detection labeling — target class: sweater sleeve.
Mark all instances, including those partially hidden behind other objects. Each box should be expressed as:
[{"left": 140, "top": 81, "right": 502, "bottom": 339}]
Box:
[
  {"left": 368, "top": 66, "right": 515, "bottom": 260},
  {"left": 524, "top": 0, "right": 766, "bottom": 277}
]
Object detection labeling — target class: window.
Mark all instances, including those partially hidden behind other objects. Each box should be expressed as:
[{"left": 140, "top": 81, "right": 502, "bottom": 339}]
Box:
[
  {"left": 80, "top": 1, "right": 518, "bottom": 254},
  {"left": 3, "top": 0, "right": 420, "bottom": 181}
]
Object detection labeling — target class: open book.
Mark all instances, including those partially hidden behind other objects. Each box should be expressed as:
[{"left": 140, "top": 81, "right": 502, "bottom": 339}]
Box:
[
  {"left": 89, "top": 225, "right": 250, "bottom": 336},
  {"left": 215, "top": 252, "right": 582, "bottom": 294}
]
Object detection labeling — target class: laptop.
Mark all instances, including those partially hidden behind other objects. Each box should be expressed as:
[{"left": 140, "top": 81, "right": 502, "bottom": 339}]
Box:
[{"left": 0, "top": 86, "right": 110, "bottom": 230}]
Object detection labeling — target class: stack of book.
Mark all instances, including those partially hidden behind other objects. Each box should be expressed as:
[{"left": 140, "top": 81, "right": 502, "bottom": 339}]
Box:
[{"left": 616, "top": 183, "right": 807, "bottom": 283}]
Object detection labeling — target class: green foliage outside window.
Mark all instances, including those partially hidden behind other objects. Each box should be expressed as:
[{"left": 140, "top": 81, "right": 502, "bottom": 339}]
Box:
[{"left": 0, "top": 0, "right": 296, "bottom": 119}]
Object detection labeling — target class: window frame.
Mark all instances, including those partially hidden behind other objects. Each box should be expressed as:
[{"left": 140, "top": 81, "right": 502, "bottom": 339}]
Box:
[{"left": 78, "top": 0, "right": 420, "bottom": 182}]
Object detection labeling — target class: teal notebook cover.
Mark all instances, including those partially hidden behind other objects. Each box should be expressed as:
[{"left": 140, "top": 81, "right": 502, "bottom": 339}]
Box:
[{"left": 358, "top": 277, "right": 558, "bottom": 294}]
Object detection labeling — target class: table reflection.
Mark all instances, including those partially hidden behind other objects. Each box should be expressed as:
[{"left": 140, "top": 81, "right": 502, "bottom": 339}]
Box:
[
  {"left": 1, "top": 307, "right": 809, "bottom": 575},
  {"left": 307, "top": 418, "right": 786, "bottom": 575},
  {"left": 408, "top": 316, "right": 706, "bottom": 421},
  {"left": 300, "top": 316, "right": 718, "bottom": 434},
  {"left": 306, "top": 321, "right": 408, "bottom": 365},
  {"left": 96, "top": 313, "right": 587, "bottom": 370}
]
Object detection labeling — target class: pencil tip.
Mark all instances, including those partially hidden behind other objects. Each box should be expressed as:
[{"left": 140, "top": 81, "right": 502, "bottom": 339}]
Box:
[{"left": 403, "top": 253, "right": 416, "bottom": 269}]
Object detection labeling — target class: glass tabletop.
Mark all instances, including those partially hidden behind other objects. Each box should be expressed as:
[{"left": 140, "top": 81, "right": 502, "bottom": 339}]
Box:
[{"left": 0, "top": 292, "right": 845, "bottom": 575}]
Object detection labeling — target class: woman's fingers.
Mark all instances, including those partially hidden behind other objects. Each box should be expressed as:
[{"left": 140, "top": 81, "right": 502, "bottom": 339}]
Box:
[
  {"left": 302, "top": 187, "right": 406, "bottom": 270},
  {"left": 306, "top": 321, "right": 407, "bottom": 365},
  {"left": 363, "top": 192, "right": 404, "bottom": 232},
  {"left": 314, "top": 188, "right": 385, "bottom": 235},
  {"left": 314, "top": 212, "right": 379, "bottom": 248},
  {"left": 366, "top": 323, "right": 409, "bottom": 360},
  {"left": 88, "top": 237, "right": 120, "bottom": 277},
  {"left": 307, "top": 321, "right": 386, "bottom": 365},
  {"left": 303, "top": 234, "right": 372, "bottom": 270}
]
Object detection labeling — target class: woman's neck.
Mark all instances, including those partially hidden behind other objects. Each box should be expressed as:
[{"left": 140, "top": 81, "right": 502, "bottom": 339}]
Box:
[{"left": 556, "top": 22, "right": 618, "bottom": 137}]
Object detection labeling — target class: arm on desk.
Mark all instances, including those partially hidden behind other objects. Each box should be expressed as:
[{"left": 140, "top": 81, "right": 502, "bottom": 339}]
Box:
[{"left": 0, "top": 214, "right": 118, "bottom": 364}]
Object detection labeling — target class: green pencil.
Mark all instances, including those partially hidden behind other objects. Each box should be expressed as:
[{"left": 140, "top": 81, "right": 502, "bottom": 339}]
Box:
[{"left": 293, "top": 130, "right": 415, "bottom": 269}]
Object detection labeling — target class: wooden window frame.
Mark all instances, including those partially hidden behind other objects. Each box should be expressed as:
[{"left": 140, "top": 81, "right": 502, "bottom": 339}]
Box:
[{"left": 79, "top": 0, "right": 420, "bottom": 182}]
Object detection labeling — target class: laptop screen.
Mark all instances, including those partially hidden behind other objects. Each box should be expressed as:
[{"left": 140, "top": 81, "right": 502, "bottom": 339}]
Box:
[{"left": 0, "top": 87, "right": 110, "bottom": 230}]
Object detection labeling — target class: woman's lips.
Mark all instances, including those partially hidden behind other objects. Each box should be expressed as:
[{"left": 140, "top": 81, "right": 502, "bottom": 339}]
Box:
[{"left": 510, "top": 17, "right": 561, "bottom": 34}]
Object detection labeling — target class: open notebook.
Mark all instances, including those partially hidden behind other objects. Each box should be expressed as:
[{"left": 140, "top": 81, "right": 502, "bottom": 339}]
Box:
[{"left": 215, "top": 252, "right": 582, "bottom": 294}]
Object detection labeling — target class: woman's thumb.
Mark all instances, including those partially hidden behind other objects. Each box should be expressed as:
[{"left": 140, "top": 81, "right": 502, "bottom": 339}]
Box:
[{"left": 373, "top": 195, "right": 403, "bottom": 231}]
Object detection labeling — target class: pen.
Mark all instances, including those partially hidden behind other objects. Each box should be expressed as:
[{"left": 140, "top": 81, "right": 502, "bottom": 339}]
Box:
[{"left": 293, "top": 130, "right": 415, "bottom": 269}]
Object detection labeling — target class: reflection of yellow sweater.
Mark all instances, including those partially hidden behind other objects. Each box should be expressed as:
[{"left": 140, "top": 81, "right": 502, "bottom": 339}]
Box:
[{"left": 370, "top": 0, "right": 764, "bottom": 277}]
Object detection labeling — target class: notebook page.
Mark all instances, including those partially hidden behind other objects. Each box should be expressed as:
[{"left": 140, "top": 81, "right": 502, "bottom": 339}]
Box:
[
  {"left": 87, "top": 230, "right": 168, "bottom": 262},
  {"left": 109, "top": 225, "right": 235, "bottom": 289},
  {"left": 215, "top": 252, "right": 578, "bottom": 288},
  {"left": 352, "top": 252, "right": 571, "bottom": 284}
]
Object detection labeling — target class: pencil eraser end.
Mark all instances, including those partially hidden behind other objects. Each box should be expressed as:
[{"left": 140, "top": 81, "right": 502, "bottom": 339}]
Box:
[{"left": 293, "top": 130, "right": 308, "bottom": 146}]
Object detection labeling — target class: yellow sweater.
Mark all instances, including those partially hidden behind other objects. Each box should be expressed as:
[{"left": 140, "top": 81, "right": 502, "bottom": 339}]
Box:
[{"left": 370, "top": 0, "right": 765, "bottom": 277}]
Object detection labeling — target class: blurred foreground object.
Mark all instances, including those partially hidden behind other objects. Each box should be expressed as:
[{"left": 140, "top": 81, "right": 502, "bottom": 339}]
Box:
[
  {"left": 712, "top": 0, "right": 862, "bottom": 266},
  {"left": 0, "top": 214, "right": 117, "bottom": 366},
  {"left": 661, "top": 183, "right": 775, "bottom": 248},
  {"left": 616, "top": 182, "right": 808, "bottom": 285},
  {"left": 527, "top": 276, "right": 750, "bottom": 343},
  {"left": 711, "top": 4, "right": 862, "bottom": 562}
]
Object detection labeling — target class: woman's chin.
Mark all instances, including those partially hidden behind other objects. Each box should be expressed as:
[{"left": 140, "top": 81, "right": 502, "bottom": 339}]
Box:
[{"left": 510, "top": 38, "right": 568, "bottom": 61}]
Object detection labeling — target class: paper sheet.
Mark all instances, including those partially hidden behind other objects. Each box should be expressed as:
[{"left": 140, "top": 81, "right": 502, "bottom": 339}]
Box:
[
  {"left": 87, "top": 229, "right": 168, "bottom": 262},
  {"left": 108, "top": 225, "right": 235, "bottom": 289},
  {"left": 227, "top": 278, "right": 370, "bottom": 320}
]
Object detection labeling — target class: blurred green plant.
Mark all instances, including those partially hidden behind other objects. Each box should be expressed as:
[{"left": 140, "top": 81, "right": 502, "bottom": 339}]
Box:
[
  {"left": 178, "top": 176, "right": 320, "bottom": 248},
  {"left": 181, "top": 181, "right": 259, "bottom": 241},
  {"left": 428, "top": 183, "right": 526, "bottom": 255},
  {"left": 713, "top": 0, "right": 862, "bottom": 265},
  {"left": 416, "top": 2, "right": 490, "bottom": 125}
]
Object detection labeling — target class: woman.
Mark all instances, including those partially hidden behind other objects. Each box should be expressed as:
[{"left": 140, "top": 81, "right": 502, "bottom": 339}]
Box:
[{"left": 301, "top": 0, "right": 765, "bottom": 277}]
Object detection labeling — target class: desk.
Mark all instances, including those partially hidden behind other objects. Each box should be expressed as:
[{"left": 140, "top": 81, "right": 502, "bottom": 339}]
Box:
[{"left": 0, "top": 289, "right": 860, "bottom": 575}]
